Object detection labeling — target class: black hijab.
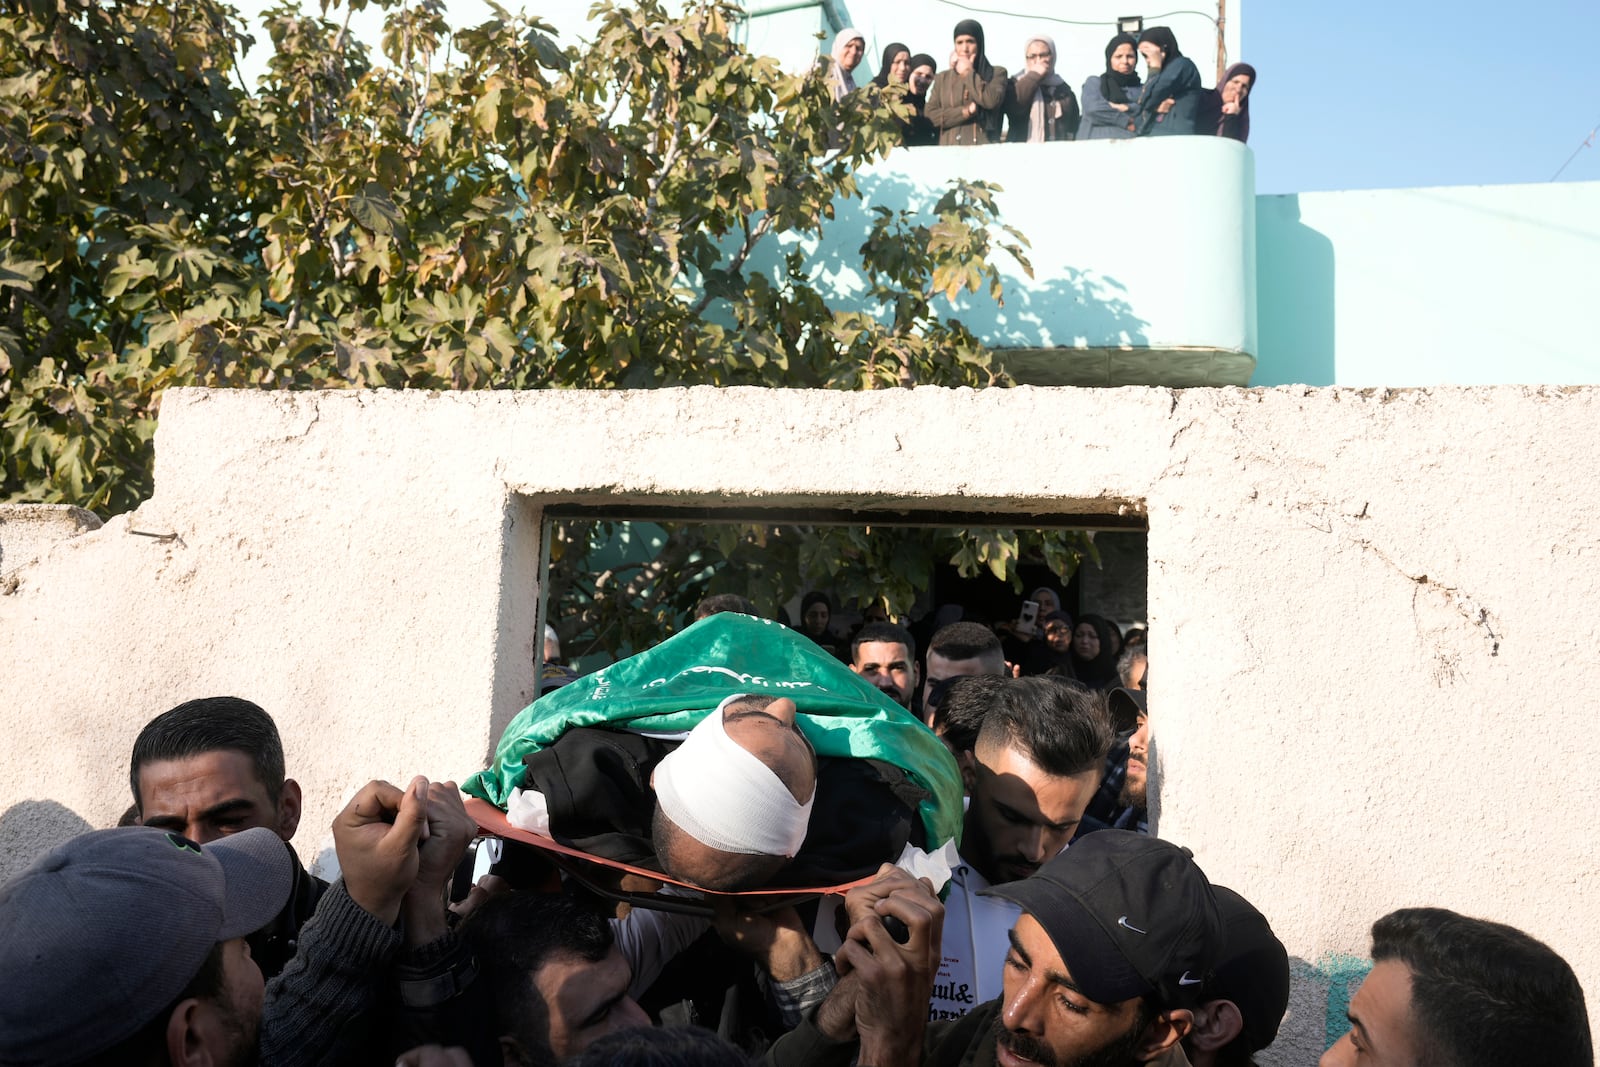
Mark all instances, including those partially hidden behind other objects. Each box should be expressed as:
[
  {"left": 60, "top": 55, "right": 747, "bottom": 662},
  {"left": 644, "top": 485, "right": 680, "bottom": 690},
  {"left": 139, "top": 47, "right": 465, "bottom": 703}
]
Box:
[
  {"left": 1068, "top": 613, "right": 1121, "bottom": 690},
  {"left": 952, "top": 18, "right": 994, "bottom": 80},
  {"left": 1099, "top": 32, "right": 1143, "bottom": 102},
  {"left": 871, "top": 42, "right": 911, "bottom": 88},
  {"left": 906, "top": 52, "right": 937, "bottom": 101},
  {"left": 1138, "top": 26, "right": 1183, "bottom": 63}
]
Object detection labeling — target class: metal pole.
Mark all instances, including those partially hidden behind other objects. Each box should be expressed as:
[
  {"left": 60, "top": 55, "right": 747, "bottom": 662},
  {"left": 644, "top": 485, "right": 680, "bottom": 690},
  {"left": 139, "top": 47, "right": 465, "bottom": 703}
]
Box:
[{"left": 1215, "top": 0, "right": 1227, "bottom": 84}]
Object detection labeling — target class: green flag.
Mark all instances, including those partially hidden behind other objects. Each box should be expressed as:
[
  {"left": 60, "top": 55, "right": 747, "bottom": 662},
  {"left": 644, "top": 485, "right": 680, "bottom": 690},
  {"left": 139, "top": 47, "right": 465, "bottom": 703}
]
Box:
[{"left": 463, "top": 612, "right": 963, "bottom": 849}]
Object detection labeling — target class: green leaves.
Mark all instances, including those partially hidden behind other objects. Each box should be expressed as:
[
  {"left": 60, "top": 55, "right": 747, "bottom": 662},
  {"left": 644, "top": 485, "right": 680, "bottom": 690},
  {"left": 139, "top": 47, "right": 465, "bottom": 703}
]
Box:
[{"left": 0, "top": 0, "right": 1066, "bottom": 654}]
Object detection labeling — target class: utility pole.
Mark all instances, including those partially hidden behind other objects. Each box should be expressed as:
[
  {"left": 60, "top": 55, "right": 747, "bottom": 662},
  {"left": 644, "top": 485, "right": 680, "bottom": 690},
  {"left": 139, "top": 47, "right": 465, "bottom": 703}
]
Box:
[{"left": 1215, "top": 0, "right": 1227, "bottom": 83}]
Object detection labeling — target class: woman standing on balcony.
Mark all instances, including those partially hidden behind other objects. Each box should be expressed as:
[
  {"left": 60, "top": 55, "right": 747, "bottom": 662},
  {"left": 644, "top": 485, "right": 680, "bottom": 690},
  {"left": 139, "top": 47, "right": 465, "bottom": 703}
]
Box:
[
  {"left": 1077, "top": 32, "right": 1142, "bottom": 140},
  {"left": 904, "top": 53, "right": 940, "bottom": 147},
  {"left": 827, "top": 28, "right": 866, "bottom": 102},
  {"left": 1132, "top": 26, "right": 1202, "bottom": 136},
  {"left": 870, "top": 42, "right": 911, "bottom": 91},
  {"left": 1196, "top": 62, "right": 1257, "bottom": 142},
  {"left": 1005, "top": 34, "right": 1079, "bottom": 142},
  {"left": 925, "top": 19, "right": 1008, "bottom": 146}
]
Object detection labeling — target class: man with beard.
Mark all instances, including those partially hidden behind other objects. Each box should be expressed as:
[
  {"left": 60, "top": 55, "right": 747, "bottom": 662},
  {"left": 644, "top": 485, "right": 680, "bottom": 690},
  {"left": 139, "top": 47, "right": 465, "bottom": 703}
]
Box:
[
  {"left": 928, "top": 831, "right": 1222, "bottom": 1067},
  {"left": 1079, "top": 689, "right": 1149, "bottom": 838},
  {"left": 765, "top": 833, "right": 1221, "bottom": 1067},
  {"left": 931, "top": 677, "right": 1112, "bottom": 1020},
  {"left": 851, "top": 621, "right": 920, "bottom": 709}
]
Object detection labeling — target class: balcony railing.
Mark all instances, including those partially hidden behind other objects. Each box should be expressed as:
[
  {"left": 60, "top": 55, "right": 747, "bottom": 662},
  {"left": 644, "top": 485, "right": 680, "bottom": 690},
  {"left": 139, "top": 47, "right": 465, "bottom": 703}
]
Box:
[{"left": 763, "top": 135, "right": 1258, "bottom": 386}]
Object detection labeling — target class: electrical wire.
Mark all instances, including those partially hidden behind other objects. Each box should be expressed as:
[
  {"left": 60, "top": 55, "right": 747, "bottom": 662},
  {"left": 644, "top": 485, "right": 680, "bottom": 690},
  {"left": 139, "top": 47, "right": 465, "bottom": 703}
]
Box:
[
  {"left": 1549, "top": 117, "right": 1600, "bottom": 181},
  {"left": 925, "top": 0, "right": 1222, "bottom": 29}
]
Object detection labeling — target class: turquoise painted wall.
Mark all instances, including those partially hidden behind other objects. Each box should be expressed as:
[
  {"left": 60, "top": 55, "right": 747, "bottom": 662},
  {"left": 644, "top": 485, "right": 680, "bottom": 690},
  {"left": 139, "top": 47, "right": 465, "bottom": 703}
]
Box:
[
  {"left": 1255, "top": 181, "right": 1600, "bottom": 387},
  {"left": 745, "top": 137, "right": 1258, "bottom": 360}
]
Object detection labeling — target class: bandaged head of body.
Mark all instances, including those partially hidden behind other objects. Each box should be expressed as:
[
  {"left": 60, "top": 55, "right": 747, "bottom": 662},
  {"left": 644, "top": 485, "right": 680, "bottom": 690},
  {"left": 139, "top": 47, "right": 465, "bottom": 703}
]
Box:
[{"left": 651, "top": 694, "right": 817, "bottom": 890}]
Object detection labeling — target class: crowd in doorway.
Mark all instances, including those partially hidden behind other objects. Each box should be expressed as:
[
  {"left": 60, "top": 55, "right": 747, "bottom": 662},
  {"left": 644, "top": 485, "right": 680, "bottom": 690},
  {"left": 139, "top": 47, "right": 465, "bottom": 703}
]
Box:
[
  {"left": 826, "top": 20, "right": 1257, "bottom": 148},
  {"left": 2, "top": 598, "right": 1590, "bottom": 1066}
]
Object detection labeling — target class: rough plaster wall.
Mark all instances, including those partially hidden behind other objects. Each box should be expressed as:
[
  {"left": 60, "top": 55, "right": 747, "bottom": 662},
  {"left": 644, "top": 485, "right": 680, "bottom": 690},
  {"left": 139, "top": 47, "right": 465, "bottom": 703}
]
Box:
[
  {"left": 0, "top": 503, "right": 101, "bottom": 576},
  {"left": 2, "top": 384, "right": 1597, "bottom": 1059}
]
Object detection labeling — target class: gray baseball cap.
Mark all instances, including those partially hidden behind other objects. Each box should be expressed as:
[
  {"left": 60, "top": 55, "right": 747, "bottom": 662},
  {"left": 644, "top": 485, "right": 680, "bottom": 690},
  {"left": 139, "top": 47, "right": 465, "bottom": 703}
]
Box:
[{"left": 0, "top": 825, "right": 294, "bottom": 1064}]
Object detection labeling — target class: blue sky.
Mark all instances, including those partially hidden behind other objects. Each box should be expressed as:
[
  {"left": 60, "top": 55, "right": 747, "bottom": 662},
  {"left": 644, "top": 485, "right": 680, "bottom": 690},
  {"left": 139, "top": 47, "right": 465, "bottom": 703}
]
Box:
[{"left": 1248, "top": 0, "right": 1600, "bottom": 193}]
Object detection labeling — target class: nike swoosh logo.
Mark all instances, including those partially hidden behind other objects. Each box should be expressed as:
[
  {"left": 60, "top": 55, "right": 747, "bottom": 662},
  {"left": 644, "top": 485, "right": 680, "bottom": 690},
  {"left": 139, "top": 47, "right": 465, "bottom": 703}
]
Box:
[
  {"left": 1178, "top": 972, "right": 1203, "bottom": 986},
  {"left": 1117, "top": 916, "right": 1148, "bottom": 934}
]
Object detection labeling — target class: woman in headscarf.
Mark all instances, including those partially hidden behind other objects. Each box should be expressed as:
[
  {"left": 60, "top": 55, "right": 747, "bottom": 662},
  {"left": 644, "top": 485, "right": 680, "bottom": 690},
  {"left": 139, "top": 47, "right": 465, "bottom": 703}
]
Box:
[
  {"left": 1005, "top": 34, "right": 1079, "bottom": 142},
  {"left": 827, "top": 28, "right": 866, "bottom": 102},
  {"left": 903, "top": 53, "right": 939, "bottom": 147},
  {"left": 1132, "top": 26, "right": 1202, "bottom": 135},
  {"left": 1196, "top": 62, "right": 1257, "bottom": 142},
  {"left": 869, "top": 41, "right": 917, "bottom": 147},
  {"left": 870, "top": 42, "right": 911, "bottom": 89},
  {"left": 1077, "top": 32, "right": 1142, "bottom": 139},
  {"left": 925, "top": 19, "right": 1008, "bottom": 146},
  {"left": 798, "top": 590, "right": 849, "bottom": 660},
  {"left": 1065, "top": 612, "right": 1120, "bottom": 690}
]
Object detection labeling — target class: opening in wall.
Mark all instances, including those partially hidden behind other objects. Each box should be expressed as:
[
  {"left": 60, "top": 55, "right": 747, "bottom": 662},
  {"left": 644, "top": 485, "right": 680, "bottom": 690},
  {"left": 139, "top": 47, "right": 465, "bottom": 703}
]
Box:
[{"left": 532, "top": 503, "right": 1148, "bottom": 685}]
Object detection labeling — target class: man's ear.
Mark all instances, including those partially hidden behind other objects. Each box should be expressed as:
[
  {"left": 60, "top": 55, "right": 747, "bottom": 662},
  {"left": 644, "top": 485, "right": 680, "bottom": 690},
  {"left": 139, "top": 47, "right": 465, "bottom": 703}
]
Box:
[
  {"left": 1187, "top": 999, "right": 1245, "bottom": 1052},
  {"left": 276, "top": 779, "right": 303, "bottom": 842},
  {"left": 1135, "top": 1008, "right": 1194, "bottom": 1060},
  {"left": 165, "top": 998, "right": 218, "bottom": 1067}
]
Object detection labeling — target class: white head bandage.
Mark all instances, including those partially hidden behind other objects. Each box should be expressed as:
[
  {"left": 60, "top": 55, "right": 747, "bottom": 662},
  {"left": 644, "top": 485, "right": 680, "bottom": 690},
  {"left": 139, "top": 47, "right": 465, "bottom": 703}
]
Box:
[{"left": 654, "top": 694, "right": 816, "bottom": 857}]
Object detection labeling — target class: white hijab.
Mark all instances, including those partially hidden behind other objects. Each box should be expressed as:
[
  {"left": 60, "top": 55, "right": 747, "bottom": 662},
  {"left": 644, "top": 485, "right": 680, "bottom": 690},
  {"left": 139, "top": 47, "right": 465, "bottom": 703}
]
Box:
[
  {"left": 1024, "top": 34, "right": 1067, "bottom": 143},
  {"left": 829, "top": 28, "right": 865, "bottom": 101}
]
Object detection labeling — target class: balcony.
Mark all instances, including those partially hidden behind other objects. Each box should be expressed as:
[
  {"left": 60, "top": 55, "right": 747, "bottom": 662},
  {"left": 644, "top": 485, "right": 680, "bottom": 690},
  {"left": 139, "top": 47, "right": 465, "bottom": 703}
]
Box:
[{"left": 761, "top": 136, "right": 1258, "bottom": 387}]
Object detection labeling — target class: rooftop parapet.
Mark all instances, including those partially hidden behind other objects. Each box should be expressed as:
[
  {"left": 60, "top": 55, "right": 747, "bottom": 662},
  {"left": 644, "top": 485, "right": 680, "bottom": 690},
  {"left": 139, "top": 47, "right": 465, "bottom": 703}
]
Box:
[{"left": 758, "top": 135, "right": 1258, "bottom": 386}]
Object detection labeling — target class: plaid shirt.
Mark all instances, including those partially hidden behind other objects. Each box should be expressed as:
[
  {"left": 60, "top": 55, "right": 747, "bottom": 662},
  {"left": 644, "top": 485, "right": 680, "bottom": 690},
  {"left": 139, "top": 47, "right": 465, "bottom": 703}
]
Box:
[{"left": 1075, "top": 730, "right": 1149, "bottom": 838}]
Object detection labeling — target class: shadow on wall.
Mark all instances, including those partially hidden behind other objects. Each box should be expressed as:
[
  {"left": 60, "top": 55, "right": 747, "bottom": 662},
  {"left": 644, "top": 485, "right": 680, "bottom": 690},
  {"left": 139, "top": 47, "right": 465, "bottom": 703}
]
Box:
[
  {"left": 0, "top": 798, "right": 94, "bottom": 883},
  {"left": 1255, "top": 194, "right": 1336, "bottom": 387},
  {"left": 792, "top": 168, "right": 1150, "bottom": 354},
  {"left": 1257, "top": 954, "right": 1373, "bottom": 1067}
]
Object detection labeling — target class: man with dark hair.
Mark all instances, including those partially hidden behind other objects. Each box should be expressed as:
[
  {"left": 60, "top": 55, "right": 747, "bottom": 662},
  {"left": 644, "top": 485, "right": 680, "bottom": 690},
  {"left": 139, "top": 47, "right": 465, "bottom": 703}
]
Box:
[
  {"left": 920, "top": 621, "right": 1007, "bottom": 726},
  {"left": 693, "top": 593, "right": 759, "bottom": 620},
  {"left": 768, "top": 833, "right": 1220, "bottom": 1067},
  {"left": 1320, "top": 907, "right": 1592, "bottom": 1067},
  {"left": 1185, "top": 887, "right": 1290, "bottom": 1067},
  {"left": 931, "top": 676, "right": 1113, "bottom": 1019},
  {"left": 460, "top": 892, "right": 651, "bottom": 1065},
  {"left": 850, "top": 621, "right": 919, "bottom": 709},
  {"left": 928, "top": 674, "right": 1009, "bottom": 759},
  {"left": 130, "top": 696, "right": 326, "bottom": 978},
  {"left": 1080, "top": 688, "right": 1150, "bottom": 838}
]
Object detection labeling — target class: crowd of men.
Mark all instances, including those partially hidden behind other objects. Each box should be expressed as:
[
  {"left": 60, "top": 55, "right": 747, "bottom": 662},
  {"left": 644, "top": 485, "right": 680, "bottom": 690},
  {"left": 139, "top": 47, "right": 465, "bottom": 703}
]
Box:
[{"left": 1, "top": 604, "right": 1592, "bottom": 1067}]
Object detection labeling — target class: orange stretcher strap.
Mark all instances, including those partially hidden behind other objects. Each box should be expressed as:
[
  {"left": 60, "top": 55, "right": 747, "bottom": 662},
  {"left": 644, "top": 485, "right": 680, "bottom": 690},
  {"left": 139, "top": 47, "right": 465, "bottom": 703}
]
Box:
[{"left": 465, "top": 797, "right": 878, "bottom": 898}]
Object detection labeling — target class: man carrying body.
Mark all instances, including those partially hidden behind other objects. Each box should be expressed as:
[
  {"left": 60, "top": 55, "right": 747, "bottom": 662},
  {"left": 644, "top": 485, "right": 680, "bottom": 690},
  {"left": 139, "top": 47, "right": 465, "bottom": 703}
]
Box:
[
  {"left": 1184, "top": 886, "right": 1290, "bottom": 1067},
  {"left": 1320, "top": 907, "right": 1591, "bottom": 1067},
  {"left": 131, "top": 696, "right": 326, "bottom": 978},
  {"left": 920, "top": 621, "right": 1008, "bottom": 727},
  {"left": 932, "top": 676, "right": 1112, "bottom": 1019},
  {"left": 770, "top": 831, "right": 1223, "bottom": 1067},
  {"left": 0, "top": 774, "right": 481, "bottom": 1066},
  {"left": 851, "top": 621, "right": 920, "bottom": 709}
]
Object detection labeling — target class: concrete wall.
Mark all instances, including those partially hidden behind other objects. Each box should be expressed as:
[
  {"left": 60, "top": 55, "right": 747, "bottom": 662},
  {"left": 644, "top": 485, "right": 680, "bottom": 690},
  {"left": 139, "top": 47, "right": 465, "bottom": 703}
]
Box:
[
  {"left": 758, "top": 136, "right": 1258, "bottom": 380},
  {"left": 3, "top": 384, "right": 1597, "bottom": 1061},
  {"left": 1255, "top": 180, "right": 1600, "bottom": 387}
]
